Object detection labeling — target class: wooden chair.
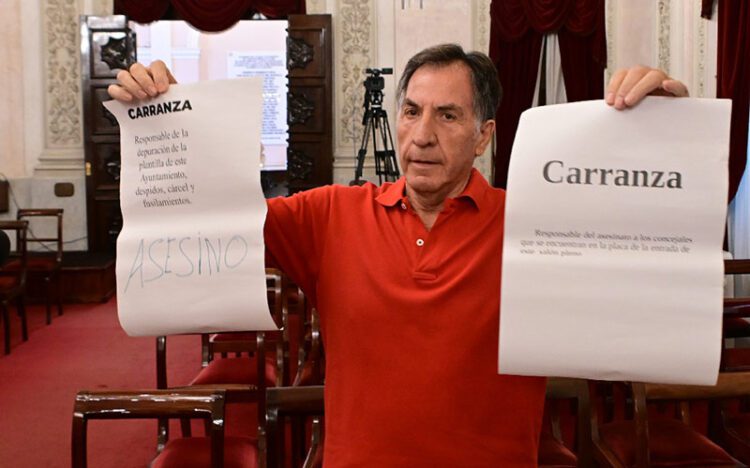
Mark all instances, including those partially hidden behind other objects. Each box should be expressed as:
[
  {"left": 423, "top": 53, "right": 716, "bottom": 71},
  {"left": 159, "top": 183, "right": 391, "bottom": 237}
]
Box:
[
  {"left": 266, "top": 385, "right": 324, "bottom": 468},
  {"left": 72, "top": 388, "right": 259, "bottom": 468},
  {"left": 0, "top": 220, "right": 28, "bottom": 355},
  {"left": 590, "top": 374, "right": 747, "bottom": 467},
  {"left": 155, "top": 269, "right": 287, "bottom": 450},
  {"left": 539, "top": 377, "right": 591, "bottom": 467},
  {"left": 16, "top": 209, "right": 64, "bottom": 324}
]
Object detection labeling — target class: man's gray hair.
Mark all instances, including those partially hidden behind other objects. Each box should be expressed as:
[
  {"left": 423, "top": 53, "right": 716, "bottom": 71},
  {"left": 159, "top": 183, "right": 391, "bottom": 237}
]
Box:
[{"left": 396, "top": 43, "right": 502, "bottom": 123}]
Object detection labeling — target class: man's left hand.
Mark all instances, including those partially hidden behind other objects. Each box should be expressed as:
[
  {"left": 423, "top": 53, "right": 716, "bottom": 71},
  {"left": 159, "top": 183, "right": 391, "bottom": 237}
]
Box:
[{"left": 606, "top": 65, "right": 689, "bottom": 110}]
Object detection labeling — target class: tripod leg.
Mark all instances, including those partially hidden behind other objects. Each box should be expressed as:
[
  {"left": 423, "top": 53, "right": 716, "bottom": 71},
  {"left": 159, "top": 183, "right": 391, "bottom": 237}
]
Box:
[
  {"left": 370, "top": 117, "right": 383, "bottom": 184},
  {"left": 352, "top": 112, "right": 373, "bottom": 185},
  {"left": 380, "top": 111, "right": 400, "bottom": 182}
]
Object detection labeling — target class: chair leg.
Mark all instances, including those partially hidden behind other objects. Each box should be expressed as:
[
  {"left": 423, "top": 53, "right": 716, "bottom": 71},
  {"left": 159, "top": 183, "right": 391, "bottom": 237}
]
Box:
[
  {"left": 1, "top": 303, "right": 9, "bottom": 355},
  {"left": 44, "top": 276, "right": 52, "bottom": 325},
  {"left": 17, "top": 297, "right": 28, "bottom": 342},
  {"left": 56, "top": 272, "right": 63, "bottom": 316}
]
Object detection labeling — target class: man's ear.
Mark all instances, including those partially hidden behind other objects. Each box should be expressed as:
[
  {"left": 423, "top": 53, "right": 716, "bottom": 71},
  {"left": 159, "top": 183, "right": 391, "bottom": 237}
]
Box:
[{"left": 475, "top": 119, "right": 496, "bottom": 156}]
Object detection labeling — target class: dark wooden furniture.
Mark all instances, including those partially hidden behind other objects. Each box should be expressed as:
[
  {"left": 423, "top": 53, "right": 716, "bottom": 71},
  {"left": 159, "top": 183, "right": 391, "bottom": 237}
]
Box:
[
  {"left": 0, "top": 220, "right": 28, "bottom": 355},
  {"left": 155, "top": 269, "right": 286, "bottom": 449},
  {"left": 286, "top": 14, "right": 333, "bottom": 194},
  {"left": 80, "top": 15, "right": 333, "bottom": 254},
  {"left": 80, "top": 15, "right": 135, "bottom": 253},
  {"left": 539, "top": 377, "right": 591, "bottom": 467},
  {"left": 72, "top": 388, "right": 259, "bottom": 468},
  {"left": 16, "top": 208, "right": 64, "bottom": 323},
  {"left": 590, "top": 376, "right": 745, "bottom": 467},
  {"left": 266, "top": 385, "right": 324, "bottom": 468}
]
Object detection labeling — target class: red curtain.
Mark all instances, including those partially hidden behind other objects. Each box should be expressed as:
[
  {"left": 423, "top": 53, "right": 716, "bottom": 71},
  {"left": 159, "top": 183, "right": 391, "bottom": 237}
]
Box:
[
  {"left": 489, "top": 0, "right": 605, "bottom": 188},
  {"left": 716, "top": 0, "right": 750, "bottom": 201},
  {"left": 115, "top": 0, "right": 305, "bottom": 31}
]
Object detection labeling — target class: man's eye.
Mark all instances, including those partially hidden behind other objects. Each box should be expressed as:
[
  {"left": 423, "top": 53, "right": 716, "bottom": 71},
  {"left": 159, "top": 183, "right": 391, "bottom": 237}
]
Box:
[
  {"left": 403, "top": 108, "right": 417, "bottom": 116},
  {"left": 443, "top": 113, "right": 456, "bottom": 121}
]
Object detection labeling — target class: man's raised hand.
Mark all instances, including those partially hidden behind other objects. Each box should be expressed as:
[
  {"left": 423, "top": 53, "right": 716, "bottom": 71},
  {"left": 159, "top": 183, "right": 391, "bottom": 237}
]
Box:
[
  {"left": 108, "top": 60, "right": 176, "bottom": 102},
  {"left": 606, "top": 65, "right": 689, "bottom": 110}
]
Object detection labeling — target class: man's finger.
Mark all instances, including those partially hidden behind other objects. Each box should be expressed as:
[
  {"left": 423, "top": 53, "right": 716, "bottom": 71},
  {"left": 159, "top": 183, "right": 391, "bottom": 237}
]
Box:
[
  {"left": 148, "top": 60, "right": 175, "bottom": 93},
  {"left": 605, "top": 69, "right": 627, "bottom": 106},
  {"left": 117, "top": 69, "right": 148, "bottom": 100},
  {"left": 662, "top": 79, "right": 689, "bottom": 97},
  {"left": 623, "top": 69, "right": 667, "bottom": 107},
  {"left": 107, "top": 84, "right": 134, "bottom": 102},
  {"left": 130, "top": 63, "right": 158, "bottom": 97}
]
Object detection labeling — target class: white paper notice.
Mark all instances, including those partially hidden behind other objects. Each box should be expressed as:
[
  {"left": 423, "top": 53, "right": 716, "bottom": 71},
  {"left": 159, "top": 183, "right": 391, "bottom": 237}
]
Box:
[
  {"left": 499, "top": 98, "right": 731, "bottom": 385},
  {"left": 104, "top": 78, "right": 278, "bottom": 336}
]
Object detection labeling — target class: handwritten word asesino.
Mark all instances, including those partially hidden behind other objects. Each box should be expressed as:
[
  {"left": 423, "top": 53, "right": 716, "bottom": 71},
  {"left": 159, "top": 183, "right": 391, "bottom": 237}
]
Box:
[{"left": 124, "top": 233, "right": 249, "bottom": 292}]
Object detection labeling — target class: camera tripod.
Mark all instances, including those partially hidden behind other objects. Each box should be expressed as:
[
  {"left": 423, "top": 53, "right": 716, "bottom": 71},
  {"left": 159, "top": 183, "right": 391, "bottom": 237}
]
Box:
[{"left": 351, "top": 68, "right": 400, "bottom": 186}]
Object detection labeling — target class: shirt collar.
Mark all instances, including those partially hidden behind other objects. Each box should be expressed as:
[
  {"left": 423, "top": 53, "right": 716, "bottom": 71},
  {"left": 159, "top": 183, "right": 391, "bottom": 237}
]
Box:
[{"left": 375, "top": 168, "right": 490, "bottom": 210}]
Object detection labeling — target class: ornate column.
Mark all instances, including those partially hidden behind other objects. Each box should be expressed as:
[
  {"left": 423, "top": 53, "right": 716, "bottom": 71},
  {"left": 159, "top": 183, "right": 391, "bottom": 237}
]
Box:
[
  {"left": 332, "top": 0, "right": 377, "bottom": 184},
  {"left": 472, "top": 0, "right": 492, "bottom": 181},
  {"left": 35, "top": 0, "right": 85, "bottom": 176}
]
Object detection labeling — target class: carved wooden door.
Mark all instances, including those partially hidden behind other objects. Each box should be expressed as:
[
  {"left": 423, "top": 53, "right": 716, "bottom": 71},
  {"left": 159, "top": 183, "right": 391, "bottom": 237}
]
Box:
[
  {"left": 287, "top": 15, "right": 333, "bottom": 193},
  {"left": 80, "top": 15, "right": 333, "bottom": 253},
  {"left": 80, "top": 16, "right": 136, "bottom": 253}
]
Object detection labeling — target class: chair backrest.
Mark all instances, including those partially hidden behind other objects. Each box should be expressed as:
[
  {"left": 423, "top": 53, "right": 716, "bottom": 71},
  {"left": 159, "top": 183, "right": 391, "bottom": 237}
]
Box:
[
  {"left": 154, "top": 268, "right": 290, "bottom": 450},
  {"left": 71, "top": 389, "right": 227, "bottom": 468},
  {"left": 544, "top": 377, "right": 591, "bottom": 467},
  {"left": 0, "top": 220, "right": 29, "bottom": 286},
  {"left": 265, "top": 385, "right": 324, "bottom": 468},
  {"left": 630, "top": 372, "right": 750, "bottom": 467},
  {"left": 16, "top": 209, "right": 63, "bottom": 262}
]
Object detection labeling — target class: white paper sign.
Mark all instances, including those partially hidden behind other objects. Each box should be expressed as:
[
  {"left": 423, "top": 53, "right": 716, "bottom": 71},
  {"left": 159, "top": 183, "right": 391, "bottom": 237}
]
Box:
[
  {"left": 104, "top": 78, "right": 278, "bottom": 336},
  {"left": 499, "top": 98, "right": 731, "bottom": 385}
]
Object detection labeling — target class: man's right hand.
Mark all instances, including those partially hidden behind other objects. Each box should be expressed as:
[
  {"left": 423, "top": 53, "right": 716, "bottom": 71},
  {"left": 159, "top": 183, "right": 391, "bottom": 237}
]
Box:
[{"left": 107, "top": 60, "right": 177, "bottom": 102}]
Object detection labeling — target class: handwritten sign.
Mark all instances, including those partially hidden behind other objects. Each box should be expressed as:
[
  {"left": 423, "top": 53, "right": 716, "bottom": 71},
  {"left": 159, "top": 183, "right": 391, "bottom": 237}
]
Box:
[
  {"left": 499, "top": 98, "right": 731, "bottom": 385},
  {"left": 104, "top": 78, "right": 278, "bottom": 336}
]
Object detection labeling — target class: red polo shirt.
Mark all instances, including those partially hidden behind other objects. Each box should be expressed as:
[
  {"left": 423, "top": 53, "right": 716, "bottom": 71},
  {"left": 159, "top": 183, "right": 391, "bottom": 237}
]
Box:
[{"left": 265, "top": 169, "right": 546, "bottom": 467}]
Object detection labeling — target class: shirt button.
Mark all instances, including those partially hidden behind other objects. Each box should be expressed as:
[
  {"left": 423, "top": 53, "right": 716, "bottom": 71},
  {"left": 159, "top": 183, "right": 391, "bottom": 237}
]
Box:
[
  {"left": 401, "top": 202, "right": 407, "bottom": 210},
  {"left": 416, "top": 238, "right": 425, "bottom": 247}
]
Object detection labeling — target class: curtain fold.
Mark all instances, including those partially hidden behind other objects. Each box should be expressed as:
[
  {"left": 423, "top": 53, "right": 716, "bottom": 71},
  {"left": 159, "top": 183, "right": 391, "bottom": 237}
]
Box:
[
  {"left": 558, "top": 2, "right": 606, "bottom": 103},
  {"left": 114, "top": 0, "right": 170, "bottom": 24},
  {"left": 116, "top": 0, "right": 305, "bottom": 30},
  {"left": 717, "top": 0, "right": 750, "bottom": 201},
  {"left": 489, "top": 0, "right": 605, "bottom": 188},
  {"left": 490, "top": 29, "right": 544, "bottom": 189},
  {"left": 169, "top": 0, "right": 254, "bottom": 32}
]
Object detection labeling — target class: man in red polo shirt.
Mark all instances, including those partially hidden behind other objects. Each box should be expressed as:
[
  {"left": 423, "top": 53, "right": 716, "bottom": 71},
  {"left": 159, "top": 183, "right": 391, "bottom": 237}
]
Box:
[{"left": 110, "top": 45, "right": 686, "bottom": 466}]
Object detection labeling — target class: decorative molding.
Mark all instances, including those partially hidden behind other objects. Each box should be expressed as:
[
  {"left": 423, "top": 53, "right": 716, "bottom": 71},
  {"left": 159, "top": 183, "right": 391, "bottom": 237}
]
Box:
[
  {"left": 306, "top": 0, "right": 327, "bottom": 14},
  {"left": 287, "top": 36, "right": 314, "bottom": 69},
  {"left": 288, "top": 92, "right": 315, "bottom": 125},
  {"left": 100, "top": 35, "right": 131, "bottom": 71},
  {"left": 695, "top": 4, "right": 707, "bottom": 97},
  {"left": 657, "top": 0, "right": 671, "bottom": 74},
  {"left": 288, "top": 148, "right": 314, "bottom": 180},
  {"left": 44, "top": 0, "right": 82, "bottom": 148},
  {"left": 472, "top": 0, "right": 492, "bottom": 181},
  {"left": 102, "top": 107, "right": 118, "bottom": 127},
  {"left": 472, "top": 0, "right": 491, "bottom": 53},
  {"left": 104, "top": 156, "right": 121, "bottom": 181},
  {"left": 107, "top": 209, "right": 123, "bottom": 247},
  {"left": 34, "top": 149, "right": 86, "bottom": 177},
  {"left": 336, "top": 0, "right": 373, "bottom": 146},
  {"left": 605, "top": 0, "right": 616, "bottom": 84}
]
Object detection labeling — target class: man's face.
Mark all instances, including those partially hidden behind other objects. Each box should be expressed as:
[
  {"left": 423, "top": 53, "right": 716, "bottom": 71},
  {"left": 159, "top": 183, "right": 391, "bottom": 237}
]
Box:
[{"left": 397, "top": 61, "right": 494, "bottom": 200}]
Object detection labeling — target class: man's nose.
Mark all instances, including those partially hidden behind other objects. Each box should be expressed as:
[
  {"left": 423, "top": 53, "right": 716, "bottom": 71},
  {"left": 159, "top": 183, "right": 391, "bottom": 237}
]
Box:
[{"left": 412, "top": 115, "right": 437, "bottom": 147}]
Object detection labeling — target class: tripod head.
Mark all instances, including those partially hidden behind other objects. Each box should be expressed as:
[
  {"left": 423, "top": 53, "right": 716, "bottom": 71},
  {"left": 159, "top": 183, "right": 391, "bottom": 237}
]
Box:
[{"left": 362, "top": 68, "right": 393, "bottom": 121}]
